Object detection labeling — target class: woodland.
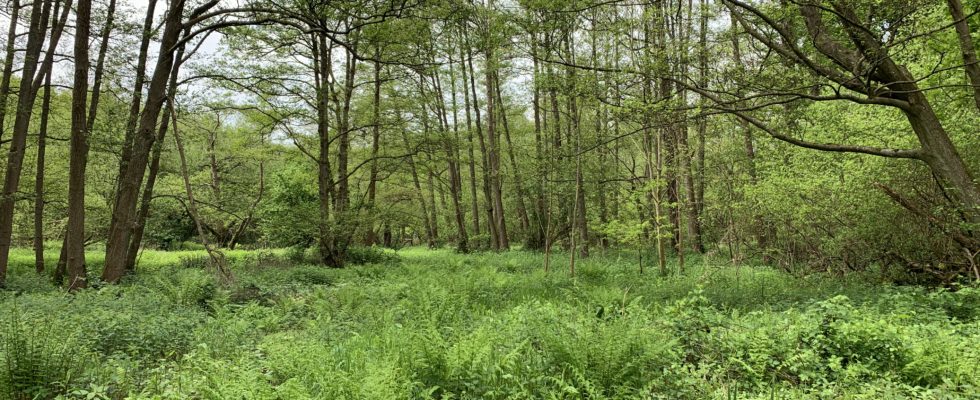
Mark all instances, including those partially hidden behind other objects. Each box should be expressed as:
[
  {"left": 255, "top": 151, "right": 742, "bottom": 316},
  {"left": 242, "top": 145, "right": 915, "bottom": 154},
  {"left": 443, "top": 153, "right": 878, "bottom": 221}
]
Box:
[{"left": 0, "top": 0, "right": 978, "bottom": 398}]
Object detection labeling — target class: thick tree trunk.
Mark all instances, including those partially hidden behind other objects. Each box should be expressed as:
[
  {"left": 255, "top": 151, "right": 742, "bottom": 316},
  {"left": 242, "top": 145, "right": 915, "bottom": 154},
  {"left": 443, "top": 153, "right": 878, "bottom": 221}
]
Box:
[
  {"left": 904, "top": 97, "right": 980, "bottom": 220},
  {"left": 115, "top": 0, "right": 157, "bottom": 211},
  {"left": 125, "top": 47, "right": 185, "bottom": 271},
  {"left": 66, "top": 0, "right": 93, "bottom": 291},
  {"left": 126, "top": 107, "right": 170, "bottom": 270},
  {"left": 102, "top": 0, "right": 188, "bottom": 283}
]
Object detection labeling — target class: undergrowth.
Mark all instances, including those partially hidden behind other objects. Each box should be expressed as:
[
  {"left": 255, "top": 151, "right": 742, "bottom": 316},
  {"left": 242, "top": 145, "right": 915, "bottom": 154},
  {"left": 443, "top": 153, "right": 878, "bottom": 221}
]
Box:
[{"left": 0, "top": 247, "right": 976, "bottom": 399}]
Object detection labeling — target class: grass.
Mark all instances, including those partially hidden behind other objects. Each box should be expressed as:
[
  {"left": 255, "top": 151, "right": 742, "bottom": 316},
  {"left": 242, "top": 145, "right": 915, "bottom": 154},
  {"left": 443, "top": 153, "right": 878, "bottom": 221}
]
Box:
[{"left": 0, "top": 246, "right": 978, "bottom": 399}]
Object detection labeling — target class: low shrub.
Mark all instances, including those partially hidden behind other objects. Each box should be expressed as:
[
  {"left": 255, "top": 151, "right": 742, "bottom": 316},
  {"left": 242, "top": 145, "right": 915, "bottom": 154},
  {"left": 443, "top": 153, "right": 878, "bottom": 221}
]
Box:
[{"left": 0, "top": 310, "right": 84, "bottom": 400}]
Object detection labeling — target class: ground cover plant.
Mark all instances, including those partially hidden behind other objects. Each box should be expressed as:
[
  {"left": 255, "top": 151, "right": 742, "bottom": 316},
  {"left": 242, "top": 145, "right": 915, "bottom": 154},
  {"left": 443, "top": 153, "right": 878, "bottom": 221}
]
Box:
[{"left": 1, "top": 247, "right": 977, "bottom": 399}]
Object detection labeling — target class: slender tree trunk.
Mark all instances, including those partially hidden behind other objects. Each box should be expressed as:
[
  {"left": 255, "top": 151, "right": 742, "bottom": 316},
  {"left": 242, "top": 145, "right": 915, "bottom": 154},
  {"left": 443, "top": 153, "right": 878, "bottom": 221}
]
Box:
[
  {"left": 313, "top": 33, "right": 340, "bottom": 267},
  {"left": 433, "top": 56, "right": 469, "bottom": 253},
  {"left": 170, "top": 102, "right": 233, "bottom": 283},
  {"left": 485, "top": 41, "right": 509, "bottom": 250},
  {"left": 401, "top": 128, "right": 436, "bottom": 248},
  {"left": 0, "top": 0, "right": 20, "bottom": 142},
  {"left": 335, "top": 45, "right": 356, "bottom": 215},
  {"left": 228, "top": 158, "right": 264, "bottom": 249},
  {"left": 32, "top": 72, "right": 51, "bottom": 274},
  {"left": 418, "top": 77, "right": 440, "bottom": 245},
  {"left": 693, "top": 0, "right": 708, "bottom": 253},
  {"left": 458, "top": 39, "right": 482, "bottom": 239},
  {"left": 86, "top": 0, "right": 115, "bottom": 129},
  {"left": 563, "top": 34, "right": 588, "bottom": 258},
  {"left": 365, "top": 55, "right": 382, "bottom": 245},
  {"left": 494, "top": 73, "right": 530, "bottom": 234},
  {"left": 946, "top": 0, "right": 980, "bottom": 111},
  {"left": 529, "top": 41, "right": 547, "bottom": 250},
  {"left": 0, "top": 0, "right": 66, "bottom": 284},
  {"left": 464, "top": 33, "right": 495, "bottom": 247}
]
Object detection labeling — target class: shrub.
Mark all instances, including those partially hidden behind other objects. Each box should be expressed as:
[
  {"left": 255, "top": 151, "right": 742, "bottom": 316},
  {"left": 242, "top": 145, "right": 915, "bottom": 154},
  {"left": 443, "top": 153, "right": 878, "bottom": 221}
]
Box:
[
  {"left": 0, "top": 311, "right": 83, "bottom": 400},
  {"left": 345, "top": 246, "right": 399, "bottom": 265}
]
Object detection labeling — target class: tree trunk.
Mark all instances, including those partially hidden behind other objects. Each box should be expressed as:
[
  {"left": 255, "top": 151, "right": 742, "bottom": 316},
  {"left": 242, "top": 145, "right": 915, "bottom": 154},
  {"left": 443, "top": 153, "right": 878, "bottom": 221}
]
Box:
[
  {"left": 946, "top": 0, "right": 980, "bottom": 112},
  {"left": 313, "top": 33, "right": 341, "bottom": 267},
  {"left": 365, "top": 55, "right": 382, "bottom": 245},
  {"left": 464, "top": 33, "right": 495, "bottom": 246},
  {"left": 401, "top": 128, "right": 436, "bottom": 248},
  {"left": 170, "top": 102, "right": 233, "bottom": 283},
  {"left": 0, "top": 0, "right": 66, "bottom": 285},
  {"left": 433, "top": 57, "right": 469, "bottom": 253},
  {"left": 66, "top": 0, "right": 93, "bottom": 291},
  {"left": 102, "top": 0, "right": 188, "bottom": 283},
  {"left": 529, "top": 41, "right": 547, "bottom": 250},
  {"left": 32, "top": 72, "right": 51, "bottom": 274},
  {"left": 125, "top": 41, "right": 186, "bottom": 271},
  {"left": 494, "top": 73, "right": 530, "bottom": 234},
  {"left": 0, "top": 0, "right": 20, "bottom": 142},
  {"left": 114, "top": 0, "right": 157, "bottom": 213},
  {"left": 458, "top": 34, "right": 481, "bottom": 239},
  {"left": 485, "top": 42, "right": 509, "bottom": 250}
]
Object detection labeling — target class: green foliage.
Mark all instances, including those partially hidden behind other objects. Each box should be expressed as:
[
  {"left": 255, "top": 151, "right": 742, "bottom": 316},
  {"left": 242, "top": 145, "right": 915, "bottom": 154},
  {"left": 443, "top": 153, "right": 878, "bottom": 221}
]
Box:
[
  {"left": 0, "top": 310, "right": 83, "bottom": 400},
  {"left": 345, "top": 246, "right": 400, "bottom": 265},
  {"left": 3, "top": 248, "right": 979, "bottom": 398}
]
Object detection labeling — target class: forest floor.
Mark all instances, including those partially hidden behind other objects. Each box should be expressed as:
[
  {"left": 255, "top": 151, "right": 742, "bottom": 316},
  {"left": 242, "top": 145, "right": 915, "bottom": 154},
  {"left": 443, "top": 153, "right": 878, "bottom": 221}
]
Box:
[{"left": 0, "top": 247, "right": 978, "bottom": 399}]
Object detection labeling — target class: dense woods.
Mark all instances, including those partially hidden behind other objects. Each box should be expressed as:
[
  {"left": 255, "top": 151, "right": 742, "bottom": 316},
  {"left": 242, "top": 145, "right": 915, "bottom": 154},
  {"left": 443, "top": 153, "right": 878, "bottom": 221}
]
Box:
[
  {"left": 0, "top": 0, "right": 975, "bottom": 284},
  {"left": 0, "top": 0, "right": 978, "bottom": 397}
]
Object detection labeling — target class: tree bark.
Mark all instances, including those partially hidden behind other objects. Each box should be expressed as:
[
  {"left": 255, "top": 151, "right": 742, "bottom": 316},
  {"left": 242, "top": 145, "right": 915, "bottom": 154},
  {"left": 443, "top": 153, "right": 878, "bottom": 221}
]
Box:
[
  {"left": 365, "top": 55, "right": 382, "bottom": 245},
  {"left": 484, "top": 38, "right": 509, "bottom": 250},
  {"left": 313, "top": 33, "right": 340, "bottom": 267},
  {"left": 431, "top": 55, "right": 469, "bottom": 252},
  {"left": 32, "top": 71, "right": 51, "bottom": 274},
  {"left": 494, "top": 72, "right": 531, "bottom": 235},
  {"left": 464, "top": 31, "right": 495, "bottom": 246},
  {"left": 0, "top": 0, "right": 68, "bottom": 285},
  {"left": 946, "top": 0, "right": 980, "bottom": 112},
  {"left": 102, "top": 0, "right": 189, "bottom": 283},
  {"left": 66, "top": 0, "right": 93, "bottom": 291},
  {"left": 114, "top": 0, "right": 157, "bottom": 212},
  {"left": 458, "top": 33, "right": 481, "bottom": 239},
  {"left": 0, "top": 0, "right": 20, "bottom": 143}
]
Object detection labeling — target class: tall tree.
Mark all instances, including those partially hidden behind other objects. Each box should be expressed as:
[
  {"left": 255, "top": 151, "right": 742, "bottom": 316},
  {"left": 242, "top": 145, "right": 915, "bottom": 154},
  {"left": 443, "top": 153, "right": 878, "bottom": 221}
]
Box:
[
  {"left": 0, "top": 0, "right": 70, "bottom": 285},
  {"left": 66, "top": 0, "right": 93, "bottom": 291}
]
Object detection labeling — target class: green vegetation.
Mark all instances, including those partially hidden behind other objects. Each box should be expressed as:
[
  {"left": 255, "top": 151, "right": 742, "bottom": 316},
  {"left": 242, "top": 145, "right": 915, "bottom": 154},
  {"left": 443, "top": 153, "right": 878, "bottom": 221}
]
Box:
[
  {"left": 1, "top": 248, "right": 978, "bottom": 399},
  {"left": 0, "top": 0, "right": 978, "bottom": 397}
]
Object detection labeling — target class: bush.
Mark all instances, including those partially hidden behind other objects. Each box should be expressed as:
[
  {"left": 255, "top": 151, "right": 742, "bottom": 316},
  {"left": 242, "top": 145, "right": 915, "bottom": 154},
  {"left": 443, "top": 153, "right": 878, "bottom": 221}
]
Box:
[
  {"left": 0, "top": 310, "right": 83, "bottom": 400},
  {"left": 345, "top": 246, "right": 399, "bottom": 265}
]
